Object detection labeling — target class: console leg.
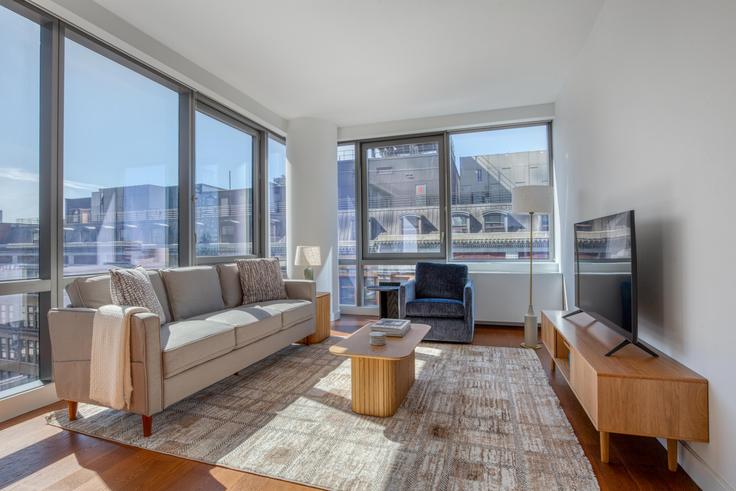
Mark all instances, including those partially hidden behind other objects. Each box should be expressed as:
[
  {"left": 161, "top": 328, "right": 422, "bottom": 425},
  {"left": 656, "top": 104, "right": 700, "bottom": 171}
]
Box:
[
  {"left": 667, "top": 439, "right": 678, "bottom": 471},
  {"left": 142, "top": 415, "right": 153, "bottom": 437},
  {"left": 600, "top": 431, "right": 610, "bottom": 463},
  {"left": 67, "top": 401, "right": 78, "bottom": 421}
]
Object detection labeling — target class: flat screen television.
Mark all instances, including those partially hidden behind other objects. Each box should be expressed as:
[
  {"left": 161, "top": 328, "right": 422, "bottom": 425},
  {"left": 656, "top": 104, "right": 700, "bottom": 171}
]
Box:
[{"left": 569, "top": 210, "right": 657, "bottom": 357}]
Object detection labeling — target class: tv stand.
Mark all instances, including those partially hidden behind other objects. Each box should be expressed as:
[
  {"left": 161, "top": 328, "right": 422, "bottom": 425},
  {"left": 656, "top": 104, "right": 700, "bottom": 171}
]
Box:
[
  {"left": 605, "top": 338, "right": 659, "bottom": 357},
  {"left": 541, "top": 310, "right": 709, "bottom": 472}
]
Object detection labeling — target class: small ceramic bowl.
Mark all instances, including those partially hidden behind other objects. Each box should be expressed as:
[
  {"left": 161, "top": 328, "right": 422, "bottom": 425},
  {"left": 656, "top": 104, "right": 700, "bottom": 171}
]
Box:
[{"left": 370, "top": 331, "right": 386, "bottom": 346}]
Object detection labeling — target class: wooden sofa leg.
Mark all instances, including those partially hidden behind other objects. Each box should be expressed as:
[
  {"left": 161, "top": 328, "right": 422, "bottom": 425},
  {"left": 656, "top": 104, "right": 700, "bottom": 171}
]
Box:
[
  {"left": 142, "top": 415, "right": 153, "bottom": 437},
  {"left": 67, "top": 401, "right": 78, "bottom": 421}
]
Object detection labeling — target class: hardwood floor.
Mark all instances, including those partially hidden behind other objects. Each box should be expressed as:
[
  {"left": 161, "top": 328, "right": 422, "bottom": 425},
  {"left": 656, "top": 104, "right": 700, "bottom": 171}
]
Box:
[{"left": 0, "top": 316, "right": 698, "bottom": 490}]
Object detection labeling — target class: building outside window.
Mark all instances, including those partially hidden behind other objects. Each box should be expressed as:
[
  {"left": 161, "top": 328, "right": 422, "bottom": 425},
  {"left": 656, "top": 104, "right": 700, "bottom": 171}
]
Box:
[
  {"left": 337, "top": 144, "right": 357, "bottom": 305},
  {"left": 267, "top": 137, "right": 287, "bottom": 268}
]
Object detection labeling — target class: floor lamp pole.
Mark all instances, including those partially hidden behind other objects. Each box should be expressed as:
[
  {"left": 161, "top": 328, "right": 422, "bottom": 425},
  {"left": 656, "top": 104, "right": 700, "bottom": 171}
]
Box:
[{"left": 522, "top": 211, "right": 541, "bottom": 349}]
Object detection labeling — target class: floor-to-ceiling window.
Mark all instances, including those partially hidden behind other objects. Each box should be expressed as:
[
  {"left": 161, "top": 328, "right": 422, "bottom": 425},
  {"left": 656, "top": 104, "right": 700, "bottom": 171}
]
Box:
[
  {"left": 63, "top": 32, "right": 181, "bottom": 274},
  {"left": 337, "top": 122, "right": 553, "bottom": 310},
  {"left": 0, "top": 1, "right": 53, "bottom": 397},
  {"left": 0, "top": 0, "right": 286, "bottom": 402},
  {"left": 194, "top": 105, "right": 257, "bottom": 259}
]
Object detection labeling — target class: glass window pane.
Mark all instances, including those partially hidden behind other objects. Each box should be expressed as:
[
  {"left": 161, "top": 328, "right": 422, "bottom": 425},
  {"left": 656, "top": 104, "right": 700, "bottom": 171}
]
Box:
[
  {"left": 362, "top": 265, "right": 415, "bottom": 306},
  {"left": 0, "top": 294, "right": 40, "bottom": 395},
  {"left": 338, "top": 144, "right": 356, "bottom": 261},
  {"left": 268, "top": 137, "right": 286, "bottom": 265},
  {"left": 0, "top": 7, "right": 41, "bottom": 281},
  {"left": 449, "top": 125, "right": 551, "bottom": 261},
  {"left": 338, "top": 263, "right": 356, "bottom": 306},
  {"left": 63, "top": 37, "right": 180, "bottom": 275},
  {"left": 195, "top": 110, "right": 254, "bottom": 257},
  {"left": 365, "top": 141, "right": 441, "bottom": 255}
]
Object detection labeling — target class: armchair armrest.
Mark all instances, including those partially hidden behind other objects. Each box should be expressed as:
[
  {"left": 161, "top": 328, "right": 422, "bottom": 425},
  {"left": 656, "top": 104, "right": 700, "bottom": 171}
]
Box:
[
  {"left": 284, "top": 279, "right": 316, "bottom": 302},
  {"left": 463, "top": 280, "right": 474, "bottom": 320},
  {"left": 399, "top": 279, "right": 416, "bottom": 319}
]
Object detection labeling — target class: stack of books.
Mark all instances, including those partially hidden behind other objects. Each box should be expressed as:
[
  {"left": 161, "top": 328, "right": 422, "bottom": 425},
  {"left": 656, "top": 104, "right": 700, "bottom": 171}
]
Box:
[{"left": 370, "top": 318, "right": 411, "bottom": 337}]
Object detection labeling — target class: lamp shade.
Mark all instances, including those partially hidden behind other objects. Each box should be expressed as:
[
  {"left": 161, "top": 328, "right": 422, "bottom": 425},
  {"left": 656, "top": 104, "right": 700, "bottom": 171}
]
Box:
[
  {"left": 511, "top": 185, "right": 552, "bottom": 214},
  {"left": 294, "top": 245, "right": 321, "bottom": 266}
]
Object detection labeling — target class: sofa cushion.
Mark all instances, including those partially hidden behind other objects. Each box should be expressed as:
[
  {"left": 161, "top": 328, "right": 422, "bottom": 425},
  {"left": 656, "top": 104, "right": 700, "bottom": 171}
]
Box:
[
  {"left": 255, "top": 299, "right": 313, "bottom": 328},
  {"left": 188, "top": 306, "right": 281, "bottom": 347},
  {"left": 216, "top": 263, "right": 243, "bottom": 308},
  {"left": 160, "top": 319, "right": 235, "bottom": 378},
  {"left": 66, "top": 271, "right": 171, "bottom": 323},
  {"left": 415, "top": 262, "right": 468, "bottom": 301},
  {"left": 66, "top": 274, "right": 112, "bottom": 308},
  {"left": 236, "top": 258, "right": 286, "bottom": 305},
  {"left": 160, "top": 266, "right": 225, "bottom": 320},
  {"left": 147, "top": 271, "right": 173, "bottom": 324},
  {"left": 406, "top": 298, "right": 465, "bottom": 319},
  {"left": 110, "top": 267, "right": 167, "bottom": 322}
]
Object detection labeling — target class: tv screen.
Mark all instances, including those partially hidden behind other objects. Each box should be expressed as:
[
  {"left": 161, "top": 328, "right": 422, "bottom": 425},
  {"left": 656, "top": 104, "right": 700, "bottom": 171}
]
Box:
[{"left": 574, "top": 210, "right": 637, "bottom": 341}]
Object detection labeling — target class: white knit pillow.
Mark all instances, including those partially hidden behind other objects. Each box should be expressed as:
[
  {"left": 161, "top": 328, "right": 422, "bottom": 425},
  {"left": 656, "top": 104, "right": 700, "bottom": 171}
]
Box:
[
  {"left": 236, "top": 258, "right": 287, "bottom": 305},
  {"left": 109, "top": 267, "right": 166, "bottom": 322}
]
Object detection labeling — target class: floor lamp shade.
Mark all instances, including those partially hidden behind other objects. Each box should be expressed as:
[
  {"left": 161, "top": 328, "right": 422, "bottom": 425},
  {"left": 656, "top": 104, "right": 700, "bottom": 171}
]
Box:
[
  {"left": 511, "top": 185, "right": 552, "bottom": 350},
  {"left": 511, "top": 185, "right": 552, "bottom": 214}
]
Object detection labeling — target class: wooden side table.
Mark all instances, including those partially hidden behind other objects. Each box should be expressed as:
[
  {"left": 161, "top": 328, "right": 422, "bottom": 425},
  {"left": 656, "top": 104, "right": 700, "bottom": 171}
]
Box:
[{"left": 302, "top": 291, "right": 331, "bottom": 344}]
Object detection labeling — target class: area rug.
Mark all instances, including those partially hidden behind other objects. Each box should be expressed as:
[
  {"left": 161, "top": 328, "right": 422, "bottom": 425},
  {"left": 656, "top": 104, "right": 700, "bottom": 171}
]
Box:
[{"left": 47, "top": 338, "right": 598, "bottom": 490}]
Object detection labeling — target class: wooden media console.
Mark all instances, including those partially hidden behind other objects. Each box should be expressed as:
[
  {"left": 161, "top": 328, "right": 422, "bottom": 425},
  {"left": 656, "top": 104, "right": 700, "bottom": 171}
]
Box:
[{"left": 541, "top": 310, "right": 709, "bottom": 471}]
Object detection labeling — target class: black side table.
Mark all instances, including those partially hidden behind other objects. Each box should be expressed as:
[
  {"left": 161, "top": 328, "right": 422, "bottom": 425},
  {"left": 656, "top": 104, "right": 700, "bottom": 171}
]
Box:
[{"left": 367, "top": 282, "right": 403, "bottom": 319}]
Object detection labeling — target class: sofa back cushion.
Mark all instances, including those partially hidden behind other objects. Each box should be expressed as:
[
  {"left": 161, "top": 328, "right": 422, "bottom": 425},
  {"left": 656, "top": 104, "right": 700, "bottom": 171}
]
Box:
[
  {"left": 65, "top": 270, "right": 173, "bottom": 323},
  {"left": 236, "top": 258, "right": 287, "bottom": 305},
  {"left": 161, "top": 266, "right": 225, "bottom": 320},
  {"left": 216, "top": 263, "right": 243, "bottom": 308},
  {"left": 414, "top": 262, "right": 468, "bottom": 301}
]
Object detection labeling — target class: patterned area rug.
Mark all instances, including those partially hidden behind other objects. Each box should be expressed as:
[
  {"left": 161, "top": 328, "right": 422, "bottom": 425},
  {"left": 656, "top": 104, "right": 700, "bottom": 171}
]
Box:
[{"left": 47, "top": 338, "right": 598, "bottom": 490}]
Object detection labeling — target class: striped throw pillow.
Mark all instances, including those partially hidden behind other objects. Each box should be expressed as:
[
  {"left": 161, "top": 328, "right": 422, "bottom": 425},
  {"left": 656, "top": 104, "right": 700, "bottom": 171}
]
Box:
[
  {"left": 237, "top": 258, "right": 287, "bottom": 305},
  {"left": 109, "top": 267, "right": 166, "bottom": 322}
]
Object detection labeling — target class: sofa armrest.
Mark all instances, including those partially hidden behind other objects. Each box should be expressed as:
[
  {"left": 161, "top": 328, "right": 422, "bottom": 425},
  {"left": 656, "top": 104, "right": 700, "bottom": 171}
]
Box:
[
  {"left": 463, "top": 280, "right": 474, "bottom": 321},
  {"left": 284, "top": 279, "right": 316, "bottom": 302},
  {"left": 399, "top": 279, "right": 416, "bottom": 319},
  {"left": 47, "top": 307, "right": 164, "bottom": 416}
]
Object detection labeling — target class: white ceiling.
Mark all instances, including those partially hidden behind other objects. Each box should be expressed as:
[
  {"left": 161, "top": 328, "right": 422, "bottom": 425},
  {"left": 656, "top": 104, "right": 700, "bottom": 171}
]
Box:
[{"left": 93, "top": 0, "right": 603, "bottom": 127}]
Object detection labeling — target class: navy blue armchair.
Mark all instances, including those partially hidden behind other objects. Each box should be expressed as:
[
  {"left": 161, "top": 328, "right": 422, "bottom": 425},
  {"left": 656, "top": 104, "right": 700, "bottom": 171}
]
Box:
[{"left": 400, "top": 262, "right": 474, "bottom": 343}]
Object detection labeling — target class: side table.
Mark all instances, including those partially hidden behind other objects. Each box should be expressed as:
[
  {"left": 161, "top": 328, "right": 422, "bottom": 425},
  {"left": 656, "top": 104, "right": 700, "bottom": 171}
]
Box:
[{"left": 302, "top": 291, "right": 331, "bottom": 344}]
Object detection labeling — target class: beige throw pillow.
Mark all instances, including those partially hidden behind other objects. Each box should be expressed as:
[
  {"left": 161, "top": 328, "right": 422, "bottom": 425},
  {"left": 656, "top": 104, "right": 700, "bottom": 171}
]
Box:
[
  {"left": 237, "top": 258, "right": 287, "bottom": 305},
  {"left": 109, "top": 267, "right": 167, "bottom": 322}
]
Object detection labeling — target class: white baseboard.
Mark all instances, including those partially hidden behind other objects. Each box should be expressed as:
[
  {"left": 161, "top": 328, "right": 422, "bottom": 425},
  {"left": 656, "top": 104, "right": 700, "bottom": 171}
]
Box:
[
  {"left": 0, "top": 382, "right": 59, "bottom": 423},
  {"left": 657, "top": 438, "right": 734, "bottom": 491}
]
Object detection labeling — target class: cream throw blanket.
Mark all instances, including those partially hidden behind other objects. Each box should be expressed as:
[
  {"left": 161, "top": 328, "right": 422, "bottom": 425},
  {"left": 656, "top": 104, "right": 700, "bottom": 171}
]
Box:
[{"left": 89, "top": 305, "right": 148, "bottom": 410}]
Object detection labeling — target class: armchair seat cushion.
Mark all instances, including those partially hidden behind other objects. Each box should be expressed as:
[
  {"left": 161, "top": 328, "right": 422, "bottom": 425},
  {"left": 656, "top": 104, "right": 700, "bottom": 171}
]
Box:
[{"left": 406, "top": 298, "right": 465, "bottom": 319}]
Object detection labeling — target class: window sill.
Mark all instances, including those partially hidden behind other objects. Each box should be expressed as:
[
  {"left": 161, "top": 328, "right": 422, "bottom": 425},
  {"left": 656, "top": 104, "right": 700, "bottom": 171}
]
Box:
[{"left": 0, "top": 381, "right": 58, "bottom": 424}]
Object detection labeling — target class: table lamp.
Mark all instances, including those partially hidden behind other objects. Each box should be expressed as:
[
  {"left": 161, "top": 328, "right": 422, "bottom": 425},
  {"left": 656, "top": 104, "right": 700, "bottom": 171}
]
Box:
[
  {"left": 295, "top": 245, "right": 321, "bottom": 281},
  {"left": 511, "top": 185, "right": 552, "bottom": 349}
]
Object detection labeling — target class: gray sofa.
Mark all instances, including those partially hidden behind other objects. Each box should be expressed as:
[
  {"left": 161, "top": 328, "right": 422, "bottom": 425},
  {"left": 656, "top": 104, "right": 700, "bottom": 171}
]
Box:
[
  {"left": 400, "top": 262, "right": 474, "bottom": 343},
  {"left": 48, "top": 264, "right": 316, "bottom": 436}
]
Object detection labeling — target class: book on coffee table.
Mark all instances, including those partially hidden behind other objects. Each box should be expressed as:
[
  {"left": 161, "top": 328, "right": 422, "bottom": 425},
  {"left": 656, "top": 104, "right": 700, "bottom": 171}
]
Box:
[{"left": 370, "top": 318, "right": 410, "bottom": 337}]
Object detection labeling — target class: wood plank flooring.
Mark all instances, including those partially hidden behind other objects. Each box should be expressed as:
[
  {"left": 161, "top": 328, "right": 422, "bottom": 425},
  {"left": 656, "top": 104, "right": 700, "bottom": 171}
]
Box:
[{"left": 0, "top": 316, "right": 699, "bottom": 490}]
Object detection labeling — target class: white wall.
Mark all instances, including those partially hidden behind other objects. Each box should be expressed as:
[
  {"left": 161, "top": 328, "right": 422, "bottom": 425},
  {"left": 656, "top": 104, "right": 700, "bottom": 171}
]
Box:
[
  {"left": 471, "top": 272, "right": 563, "bottom": 324},
  {"left": 286, "top": 118, "right": 339, "bottom": 318},
  {"left": 555, "top": 1, "right": 736, "bottom": 488}
]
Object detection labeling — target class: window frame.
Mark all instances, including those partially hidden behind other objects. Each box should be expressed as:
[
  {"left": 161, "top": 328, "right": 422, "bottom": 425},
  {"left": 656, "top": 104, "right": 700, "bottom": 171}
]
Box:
[
  {"left": 266, "top": 133, "right": 287, "bottom": 263},
  {"left": 193, "top": 98, "right": 262, "bottom": 264},
  {"left": 360, "top": 134, "right": 447, "bottom": 261}
]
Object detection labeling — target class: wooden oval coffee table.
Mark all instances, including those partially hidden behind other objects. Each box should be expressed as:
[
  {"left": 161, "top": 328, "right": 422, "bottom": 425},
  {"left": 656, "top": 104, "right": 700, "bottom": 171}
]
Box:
[{"left": 329, "top": 323, "right": 430, "bottom": 417}]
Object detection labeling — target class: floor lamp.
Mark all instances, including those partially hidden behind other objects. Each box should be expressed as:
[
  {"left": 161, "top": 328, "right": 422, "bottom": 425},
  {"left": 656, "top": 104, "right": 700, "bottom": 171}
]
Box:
[{"left": 511, "top": 185, "right": 552, "bottom": 349}]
